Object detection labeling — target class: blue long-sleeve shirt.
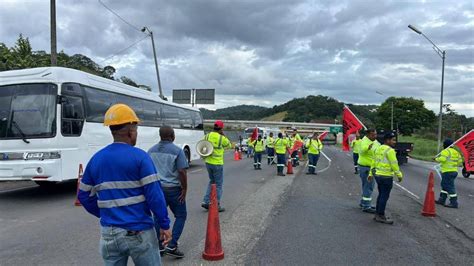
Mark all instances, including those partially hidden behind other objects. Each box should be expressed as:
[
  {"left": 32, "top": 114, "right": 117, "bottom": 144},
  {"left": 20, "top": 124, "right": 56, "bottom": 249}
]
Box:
[{"left": 78, "top": 143, "right": 170, "bottom": 231}]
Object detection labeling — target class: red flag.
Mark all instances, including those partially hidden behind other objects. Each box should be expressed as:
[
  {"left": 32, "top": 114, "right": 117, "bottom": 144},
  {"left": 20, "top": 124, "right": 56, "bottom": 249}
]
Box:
[
  {"left": 289, "top": 141, "right": 303, "bottom": 154},
  {"left": 453, "top": 130, "right": 474, "bottom": 172},
  {"left": 319, "top": 131, "right": 329, "bottom": 141},
  {"left": 342, "top": 106, "right": 365, "bottom": 151},
  {"left": 251, "top": 127, "right": 258, "bottom": 142}
]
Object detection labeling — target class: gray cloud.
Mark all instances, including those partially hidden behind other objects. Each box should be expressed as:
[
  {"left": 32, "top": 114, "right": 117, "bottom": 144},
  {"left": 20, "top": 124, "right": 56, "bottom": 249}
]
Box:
[{"left": 0, "top": 0, "right": 472, "bottom": 116}]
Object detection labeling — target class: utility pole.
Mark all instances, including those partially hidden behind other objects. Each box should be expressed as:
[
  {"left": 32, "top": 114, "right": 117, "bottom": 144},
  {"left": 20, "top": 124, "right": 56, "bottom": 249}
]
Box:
[
  {"left": 50, "top": 0, "right": 57, "bottom": 66},
  {"left": 141, "top": 27, "right": 164, "bottom": 100},
  {"left": 391, "top": 100, "right": 394, "bottom": 131}
]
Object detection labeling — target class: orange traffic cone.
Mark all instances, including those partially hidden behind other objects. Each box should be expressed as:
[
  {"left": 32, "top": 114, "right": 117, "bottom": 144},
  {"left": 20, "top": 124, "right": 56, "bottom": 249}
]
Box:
[
  {"left": 74, "top": 164, "right": 84, "bottom": 206},
  {"left": 286, "top": 159, "right": 294, "bottom": 174},
  {"left": 202, "top": 184, "right": 224, "bottom": 261},
  {"left": 238, "top": 151, "right": 243, "bottom": 160},
  {"left": 234, "top": 150, "right": 240, "bottom": 161},
  {"left": 422, "top": 172, "right": 436, "bottom": 217}
]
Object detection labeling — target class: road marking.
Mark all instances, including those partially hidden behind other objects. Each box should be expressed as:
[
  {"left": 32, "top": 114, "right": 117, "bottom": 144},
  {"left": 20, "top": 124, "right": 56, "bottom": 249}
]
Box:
[
  {"left": 188, "top": 169, "right": 202, "bottom": 174},
  {"left": 394, "top": 183, "right": 420, "bottom": 200}
]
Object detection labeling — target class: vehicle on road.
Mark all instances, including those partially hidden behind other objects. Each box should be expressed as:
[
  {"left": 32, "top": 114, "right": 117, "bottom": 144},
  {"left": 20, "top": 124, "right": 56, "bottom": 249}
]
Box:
[
  {"left": 376, "top": 130, "right": 413, "bottom": 165},
  {"left": 0, "top": 67, "right": 204, "bottom": 186}
]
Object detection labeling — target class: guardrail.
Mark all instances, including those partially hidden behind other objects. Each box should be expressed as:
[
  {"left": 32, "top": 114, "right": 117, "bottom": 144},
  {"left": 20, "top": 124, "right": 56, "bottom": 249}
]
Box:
[{"left": 203, "top": 119, "right": 342, "bottom": 131}]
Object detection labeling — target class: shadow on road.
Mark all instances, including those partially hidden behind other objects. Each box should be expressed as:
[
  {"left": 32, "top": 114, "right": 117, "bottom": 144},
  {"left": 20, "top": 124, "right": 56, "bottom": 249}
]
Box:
[{"left": 0, "top": 181, "right": 77, "bottom": 201}]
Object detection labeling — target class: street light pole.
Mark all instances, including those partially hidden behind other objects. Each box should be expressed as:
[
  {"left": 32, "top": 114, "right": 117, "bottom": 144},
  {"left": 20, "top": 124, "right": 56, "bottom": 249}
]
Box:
[
  {"left": 408, "top": 24, "right": 445, "bottom": 152},
  {"left": 50, "top": 0, "right": 57, "bottom": 66},
  {"left": 141, "top": 27, "right": 164, "bottom": 100},
  {"left": 391, "top": 101, "right": 394, "bottom": 131}
]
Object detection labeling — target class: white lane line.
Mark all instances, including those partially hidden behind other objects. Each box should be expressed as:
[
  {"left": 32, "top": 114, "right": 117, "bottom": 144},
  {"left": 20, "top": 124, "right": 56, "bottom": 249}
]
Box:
[
  {"left": 188, "top": 169, "right": 203, "bottom": 174},
  {"left": 394, "top": 183, "right": 420, "bottom": 200}
]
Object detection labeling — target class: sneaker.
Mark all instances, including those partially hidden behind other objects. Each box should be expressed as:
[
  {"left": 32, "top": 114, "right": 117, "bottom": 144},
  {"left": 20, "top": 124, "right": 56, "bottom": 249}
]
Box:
[
  {"left": 218, "top": 206, "right": 226, "bottom": 212},
  {"left": 165, "top": 246, "right": 184, "bottom": 259},
  {"left": 277, "top": 173, "right": 286, "bottom": 176},
  {"left": 445, "top": 203, "right": 458, "bottom": 209},
  {"left": 435, "top": 199, "right": 446, "bottom": 205},
  {"left": 201, "top": 202, "right": 209, "bottom": 210},
  {"left": 362, "top": 207, "right": 376, "bottom": 214},
  {"left": 374, "top": 214, "right": 394, "bottom": 225}
]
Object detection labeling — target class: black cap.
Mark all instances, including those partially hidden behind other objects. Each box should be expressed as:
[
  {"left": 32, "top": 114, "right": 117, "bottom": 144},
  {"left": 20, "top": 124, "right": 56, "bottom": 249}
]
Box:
[
  {"left": 384, "top": 132, "right": 396, "bottom": 140},
  {"left": 443, "top": 139, "right": 454, "bottom": 148}
]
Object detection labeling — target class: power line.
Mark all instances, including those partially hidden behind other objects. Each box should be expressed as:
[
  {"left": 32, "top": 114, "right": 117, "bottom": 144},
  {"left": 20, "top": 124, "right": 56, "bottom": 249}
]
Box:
[
  {"left": 99, "top": 35, "right": 149, "bottom": 64},
  {"left": 98, "top": 0, "right": 143, "bottom": 32}
]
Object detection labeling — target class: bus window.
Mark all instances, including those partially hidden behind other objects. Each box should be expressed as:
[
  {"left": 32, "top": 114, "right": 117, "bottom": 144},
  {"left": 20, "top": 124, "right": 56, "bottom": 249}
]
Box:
[
  {"left": 83, "top": 86, "right": 117, "bottom": 123},
  {"left": 192, "top": 111, "right": 203, "bottom": 130},
  {"left": 162, "top": 104, "right": 181, "bottom": 128},
  {"left": 179, "top": 108, "right": 193, "bottom": 129},
  {"left": 115, "top": 94, "right": 144, "bottom": 121},
  {"left": 142, "top": 100, "right": 162, "bottom": 127},
  {"left": 61, "top": 96, "right": 85, "bottom": 136}
]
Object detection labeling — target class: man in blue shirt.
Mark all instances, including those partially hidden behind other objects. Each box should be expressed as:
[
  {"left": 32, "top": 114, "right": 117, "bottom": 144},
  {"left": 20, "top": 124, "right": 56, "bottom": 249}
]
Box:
[
  {"left": 148, "top": 126, "right": 189, "bottom": 259},
  {"left": 78, "top": 104, "right": 171, "bottom": 266}
]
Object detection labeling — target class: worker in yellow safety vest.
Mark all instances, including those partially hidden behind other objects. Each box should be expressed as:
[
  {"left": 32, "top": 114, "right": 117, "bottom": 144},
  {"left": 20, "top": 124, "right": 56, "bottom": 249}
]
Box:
[
  {"left": 305, "top": 132, "right": 323, "bottom": 175},
  {"left": 266, "top": 132, "right": 275, "bottom": 165},
  {"left": 357, "top": 129, "right": 380, "bottom": 213},
  {"left": 252, "top": 135, "right": 265, "bottom": 170},
  {"left": 368, "top": 132, "right": 403, "bottom": 225},
  {"left": 435, "top": 139, "right": 464, "bottom": 208},
  {"left": 351, "top": 131, "right": 362, "bottom": 174},
  {"left": 201, "top": 120, "right": 232, "bottom": 212},
  {"left": 247, "top": 137, "right": 254, "bottom": 158},
  {"left": 274, "top": 132, "right": 290, "bottom": 176}
]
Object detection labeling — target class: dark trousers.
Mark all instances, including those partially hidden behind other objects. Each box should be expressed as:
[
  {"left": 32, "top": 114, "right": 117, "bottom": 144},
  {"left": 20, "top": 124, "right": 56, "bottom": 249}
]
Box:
[
  {"left": 267, "top": 148, "right": 275, "bottom": 164},
  {"left": 353, "top": 153, "right": 359, "bottom": 166},
  {"left": 440, "top": 171, "right": 458, "bottom": 205},
  {"left": 155, "top": 186, "right": 187, "bottom": 249},
  {"left": 276, "top": 154, "right": 286, "bottom": 174},
  {"left": 375, "top": 176, "right": 393, "bottom": 216},
  {"left": 307, "top": 153, "right": 320, "bottom": 174},
  {"left": 291, "top": 151, "right": 298, "bottom": 167},
  {"left": 254, "top": 152, "right": 262, "bottom": 168}
]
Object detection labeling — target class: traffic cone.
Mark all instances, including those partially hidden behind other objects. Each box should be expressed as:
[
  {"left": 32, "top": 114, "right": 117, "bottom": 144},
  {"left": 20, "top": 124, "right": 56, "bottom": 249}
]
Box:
[
  {"left": 74, "top": 164, "right": 84, "bottom": 206},
  {"left": 238, "top": 151, "right": 242, "bottom": 160},
  {"left": 286, "top": 159, "right": 294, "bottom": 174},
  {"left": 298, "top": 151, "right": 303, "bottom": 160},
  {"left": 234, "top": 150, "right": 240, "bottom": 161},
  {"left": 202, "top": 184, "right": 224, "bottom": 261},
  {"left": 421, "top": 172, "right": 436, "bottom": 217}
]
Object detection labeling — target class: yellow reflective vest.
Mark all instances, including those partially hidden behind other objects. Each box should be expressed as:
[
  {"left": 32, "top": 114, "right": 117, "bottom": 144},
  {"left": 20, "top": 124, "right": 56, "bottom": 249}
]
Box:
[
  {"left": 305, "top": 139, "right": 323, "bottom": 155},
  {"left": 372, "top": 144, "right": 402, "bottom": 178},
  {"left": 252, "top": 140, "right": 265, "bottom": 152},
  {"left": 435, "top": 147, "right": 463, "bottom": 173},
  {"left": 357, "top": 136, "right": 380, "bottom": 167},
  {"left": 351, "top": 139, "right": 361, "bottom": 154},
  {"left": 267, "top": 137, "right": 275, "bottom": 148},
  {"left": 204, "top": 132, "right": 231, "bottom": 165},
  {"left": 247, "top": 138, "right": 254, "bottom": 147},
  {"left": 274, "top": 138, "right": 289, "bottom": 154}
]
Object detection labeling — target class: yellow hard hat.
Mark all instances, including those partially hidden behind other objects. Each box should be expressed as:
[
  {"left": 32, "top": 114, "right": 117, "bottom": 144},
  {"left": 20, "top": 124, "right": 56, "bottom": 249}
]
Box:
[{"left": 103, "top": 104, "right": 140, "bottom": 126}]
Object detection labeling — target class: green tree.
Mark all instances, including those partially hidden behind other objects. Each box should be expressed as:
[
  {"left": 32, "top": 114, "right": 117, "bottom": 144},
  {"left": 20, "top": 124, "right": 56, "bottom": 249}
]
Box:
[{"left": 376, "top": 97, "right": 436, "bottom": 135}]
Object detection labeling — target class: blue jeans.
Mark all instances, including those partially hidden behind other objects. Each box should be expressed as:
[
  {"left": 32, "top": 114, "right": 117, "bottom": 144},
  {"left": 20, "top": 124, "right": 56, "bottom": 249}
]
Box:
[
  {"left": 277, "top": 154, "right": 286, "bottom": 174},
  {"left": 254, "top": 152, "right": 262, "bottom": 168},
  {"left": 375, "top": 176, "right": 393, "bottom": 216},
  {"left": 203, "top": 163, "right": 224, "bottom": 204},
  {"left": 100, "top": 226, "right": 161, "bottom": 266},
  {"left": 247, "top": 146, "right": 253, "bottom": 157},
  {"left": 308, "top": 153, "right": 320, "bottom": 174},
  {"left": 155, "top": 186, "right": 187, "bottom": 249},
  {"left": 358, "top": 165, "right": 374, "bottom": 208}
]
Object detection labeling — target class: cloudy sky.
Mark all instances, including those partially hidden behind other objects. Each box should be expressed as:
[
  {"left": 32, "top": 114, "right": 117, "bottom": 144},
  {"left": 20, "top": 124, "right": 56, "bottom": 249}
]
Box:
[{"left": 1, "top": 0, "right": 473, "bottom": 116}]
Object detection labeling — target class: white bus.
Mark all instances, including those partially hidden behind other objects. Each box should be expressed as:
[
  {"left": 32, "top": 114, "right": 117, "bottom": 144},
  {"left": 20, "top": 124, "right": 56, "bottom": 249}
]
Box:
[{"left": 0, "top": 67, "right": 204, "bottom": 186}]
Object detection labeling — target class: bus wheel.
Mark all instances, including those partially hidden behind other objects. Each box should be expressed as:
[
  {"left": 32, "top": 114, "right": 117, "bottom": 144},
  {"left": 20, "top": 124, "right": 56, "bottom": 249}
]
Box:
[
  {"left": 35, "top": 181, "right": 58, "bottom": 188},
  {"left": 462, "top": 167, "right": 470, "bottom": 178}
]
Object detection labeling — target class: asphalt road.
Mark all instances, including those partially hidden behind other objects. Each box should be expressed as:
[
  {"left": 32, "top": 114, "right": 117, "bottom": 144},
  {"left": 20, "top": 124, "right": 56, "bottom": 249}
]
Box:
[
  {"left": 246, "top": 146, "right": 474, "bottom": 265},
  {"left": 1, "top": 147, "right": 473, "bottom": 265}
]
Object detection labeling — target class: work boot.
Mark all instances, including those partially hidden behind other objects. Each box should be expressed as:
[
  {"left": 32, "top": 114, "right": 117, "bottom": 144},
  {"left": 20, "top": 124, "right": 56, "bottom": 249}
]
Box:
[
  {"left": 201, "top": 202, "right": 209, "bottom": 210},
  {"left": 362, "top": 207, "right": 376, "bottom": 213},
  {"left": 435, "top": 193, "right": 447, "bottom": 205},
  {"left": 445, "top": 197, "right": 458, "bottom": 208},
  {"left": 373, "top": 214, "right": 394, "bottom": 225},
  {"left": 277, "top": 173, "right": 285, "bottom": 176},
  {"left": 354, "top": 167, "right": 359, "bottom": 174},
  {"left": 164, "top": 246, "right": 184, "bottom": 259}
]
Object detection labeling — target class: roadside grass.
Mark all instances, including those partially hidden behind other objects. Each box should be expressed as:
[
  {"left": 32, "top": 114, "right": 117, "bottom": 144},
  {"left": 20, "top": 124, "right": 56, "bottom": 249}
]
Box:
[{"left": 399, "top": 135, "right": 438, "bottom": 161}]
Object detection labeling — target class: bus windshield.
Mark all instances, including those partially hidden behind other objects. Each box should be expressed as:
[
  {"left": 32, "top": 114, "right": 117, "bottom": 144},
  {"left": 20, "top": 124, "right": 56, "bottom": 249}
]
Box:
[
  {"left": 245, "top": 128, "right": 263, "bottom": 137},
  {"left": 0, "top": 83, "right": 57, "bottom": 140}
]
